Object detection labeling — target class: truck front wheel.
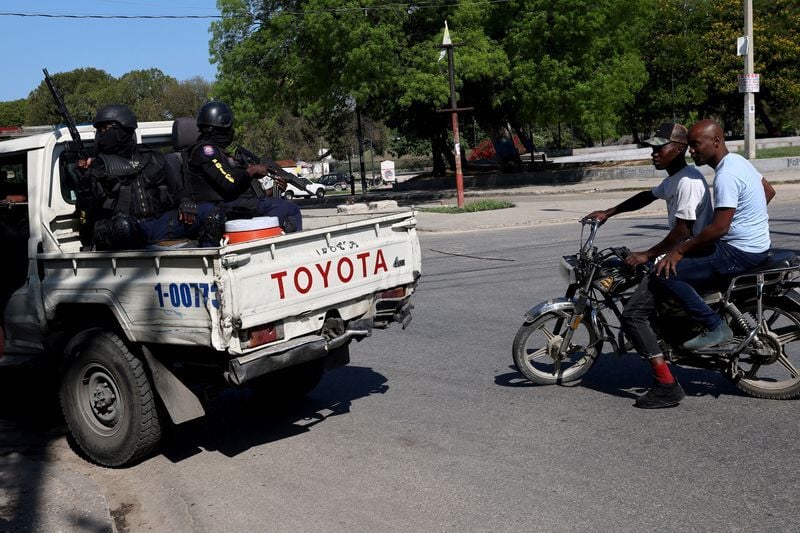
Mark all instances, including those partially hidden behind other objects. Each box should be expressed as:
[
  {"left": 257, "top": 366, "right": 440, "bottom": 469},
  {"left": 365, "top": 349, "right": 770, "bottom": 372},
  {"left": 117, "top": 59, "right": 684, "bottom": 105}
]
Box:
[{"left": 60, "top": 331, "right": 162, "bottom": 467}]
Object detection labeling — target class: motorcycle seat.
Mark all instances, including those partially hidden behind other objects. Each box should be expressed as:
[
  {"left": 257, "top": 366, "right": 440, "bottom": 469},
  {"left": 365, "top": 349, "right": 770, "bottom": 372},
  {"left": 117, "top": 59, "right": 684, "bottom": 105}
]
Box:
[
  {"left": 744, "top": 250, "right": 798, "bottom": 274},
  {"left": 722, "top": 249, "right": 800, "bottom": 296}
]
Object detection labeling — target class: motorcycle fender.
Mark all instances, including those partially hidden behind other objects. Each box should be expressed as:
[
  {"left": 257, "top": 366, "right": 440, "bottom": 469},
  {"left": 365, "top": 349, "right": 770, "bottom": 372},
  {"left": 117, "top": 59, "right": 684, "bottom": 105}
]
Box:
[{"left": 524, "top": 297, "right": 576, "bottom": 323}]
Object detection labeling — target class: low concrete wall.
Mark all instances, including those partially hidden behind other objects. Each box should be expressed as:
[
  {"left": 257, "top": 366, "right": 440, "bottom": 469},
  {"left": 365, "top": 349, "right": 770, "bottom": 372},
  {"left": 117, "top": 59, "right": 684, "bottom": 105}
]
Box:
[{"left": 392, "top": 156, "right": 800, "bottom": 192}]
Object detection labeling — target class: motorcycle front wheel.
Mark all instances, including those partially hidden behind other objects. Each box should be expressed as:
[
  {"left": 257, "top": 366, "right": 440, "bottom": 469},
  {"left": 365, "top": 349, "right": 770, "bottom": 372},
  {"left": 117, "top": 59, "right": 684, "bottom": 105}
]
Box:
[
  {"left": 512, "top": 305, "right": 601, "bottom": 385},
  {"left": 732, "top": 298, "right": 800, "bottom": 400}
]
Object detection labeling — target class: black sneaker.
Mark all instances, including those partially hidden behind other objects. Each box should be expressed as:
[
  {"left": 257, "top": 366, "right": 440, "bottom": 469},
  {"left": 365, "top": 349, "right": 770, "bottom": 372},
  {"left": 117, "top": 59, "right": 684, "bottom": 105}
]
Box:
[{"left": 634, "top": 381, "right": 686, "bottom": 409}]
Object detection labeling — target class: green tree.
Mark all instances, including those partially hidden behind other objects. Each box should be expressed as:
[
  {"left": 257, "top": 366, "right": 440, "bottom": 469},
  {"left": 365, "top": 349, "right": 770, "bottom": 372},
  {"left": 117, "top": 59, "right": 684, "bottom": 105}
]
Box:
[
  {"left": 117, "top": 69, "right": 177, "bottom": 121},
  {"left": 162, "top": 77, "right": 213, "bottom": 120},
  {"left": 0, "top": 99, "right": 27, "bottom": 126},
  {"left": 27, "top": 68, "right": 117, "bottom": 126},
  {"left": 627, "top": 0, "right": 800, "bottom": 138}
]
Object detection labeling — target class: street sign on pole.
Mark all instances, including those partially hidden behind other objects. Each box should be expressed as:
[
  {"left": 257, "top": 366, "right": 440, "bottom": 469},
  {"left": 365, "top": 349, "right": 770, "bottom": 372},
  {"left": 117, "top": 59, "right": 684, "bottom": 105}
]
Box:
[
  {"left": 738, "top": 73, "right": 760, "bottom": 93},
  {"left": 743, "top": 0, "right": 756, "bottom": 159}
]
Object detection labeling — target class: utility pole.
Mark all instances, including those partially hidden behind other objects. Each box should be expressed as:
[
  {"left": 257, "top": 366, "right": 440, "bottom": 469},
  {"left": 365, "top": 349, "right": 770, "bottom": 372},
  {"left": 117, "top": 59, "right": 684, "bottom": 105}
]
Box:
[
  {"left": 743, "top": 0, "right": 756, "bottom": 159},
  {"left": 356, "top": 106, "right": 368, "bottom": 192},
  {"left": 437, "top": 25, "right": 472, "bottom": 209}
]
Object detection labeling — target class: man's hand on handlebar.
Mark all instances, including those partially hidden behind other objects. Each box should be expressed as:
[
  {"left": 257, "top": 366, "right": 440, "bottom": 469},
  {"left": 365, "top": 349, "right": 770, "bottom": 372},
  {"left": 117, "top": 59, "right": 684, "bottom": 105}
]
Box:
[{"left": 580, "top": 210, "right": 610, "bottom": 225}]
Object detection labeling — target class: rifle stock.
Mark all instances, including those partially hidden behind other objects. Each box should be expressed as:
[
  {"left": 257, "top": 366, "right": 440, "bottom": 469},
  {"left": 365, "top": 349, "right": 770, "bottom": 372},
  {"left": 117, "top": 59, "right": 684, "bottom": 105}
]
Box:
[{"left": 42, "top": 68, "right": 89, "bottom": 160}]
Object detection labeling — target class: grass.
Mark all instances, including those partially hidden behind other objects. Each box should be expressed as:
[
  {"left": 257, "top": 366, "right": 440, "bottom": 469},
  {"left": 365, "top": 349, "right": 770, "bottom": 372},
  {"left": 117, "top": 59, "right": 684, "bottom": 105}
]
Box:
[
  {"left": 418, "top": 199, "right": 515, "bottom": 214},
  {"left": 755, "top": 146, "right": 800, "bottom": 159}
]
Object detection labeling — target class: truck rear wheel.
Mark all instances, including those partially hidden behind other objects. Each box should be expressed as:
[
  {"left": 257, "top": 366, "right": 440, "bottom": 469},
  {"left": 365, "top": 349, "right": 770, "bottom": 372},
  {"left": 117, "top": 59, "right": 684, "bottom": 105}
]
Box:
[{"left": 60, "top": 331, "right": 162, "bottom": 467}]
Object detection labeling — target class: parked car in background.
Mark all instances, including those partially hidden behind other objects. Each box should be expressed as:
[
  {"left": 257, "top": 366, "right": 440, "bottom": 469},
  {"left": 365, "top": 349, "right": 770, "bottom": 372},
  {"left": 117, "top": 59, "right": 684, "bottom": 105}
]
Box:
[
  {"left": 317, "top": 173, "right": 351, "bottom": 191},
  {"left": 282, "top": 176, "right": 326, "bottom": 199}
]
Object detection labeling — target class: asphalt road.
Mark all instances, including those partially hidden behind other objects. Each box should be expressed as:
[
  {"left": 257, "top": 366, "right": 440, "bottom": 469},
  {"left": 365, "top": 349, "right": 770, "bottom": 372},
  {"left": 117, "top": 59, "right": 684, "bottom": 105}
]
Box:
[{"left": 3, "top": 203, "right": 800, "bottom": 532}]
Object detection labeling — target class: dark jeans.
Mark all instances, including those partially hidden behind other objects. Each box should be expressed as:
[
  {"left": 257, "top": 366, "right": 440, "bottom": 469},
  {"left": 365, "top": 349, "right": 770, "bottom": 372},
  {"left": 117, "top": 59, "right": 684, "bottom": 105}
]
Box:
[
  {"left": 651, "top": 241, "right": 768, "bottom": 330},
  {"left": 621, "top": 276, "right": 663, "bottom": 359},
  {"left": 138, "top": 202, "right": 222, "bottom": 247}
]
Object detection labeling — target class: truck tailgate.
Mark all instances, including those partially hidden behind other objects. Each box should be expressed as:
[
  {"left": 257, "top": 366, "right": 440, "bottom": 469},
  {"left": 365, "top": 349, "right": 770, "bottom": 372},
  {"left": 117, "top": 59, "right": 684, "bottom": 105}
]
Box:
[{"left": 217, "top": 210, "right": 420, "bottom": 351}]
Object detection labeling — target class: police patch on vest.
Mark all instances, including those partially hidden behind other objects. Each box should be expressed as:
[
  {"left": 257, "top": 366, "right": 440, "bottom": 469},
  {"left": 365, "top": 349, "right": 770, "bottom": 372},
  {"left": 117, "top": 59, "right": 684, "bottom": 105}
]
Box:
[{"left": 203, "top": 145, "right": 216, "bottom": 156}]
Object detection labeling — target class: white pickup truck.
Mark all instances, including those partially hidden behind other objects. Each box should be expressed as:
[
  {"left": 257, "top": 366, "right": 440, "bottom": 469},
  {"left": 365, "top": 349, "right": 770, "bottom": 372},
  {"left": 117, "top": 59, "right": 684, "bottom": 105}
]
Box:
[{"left": 0, "top": 121, "right": 421, "bottom": 466}]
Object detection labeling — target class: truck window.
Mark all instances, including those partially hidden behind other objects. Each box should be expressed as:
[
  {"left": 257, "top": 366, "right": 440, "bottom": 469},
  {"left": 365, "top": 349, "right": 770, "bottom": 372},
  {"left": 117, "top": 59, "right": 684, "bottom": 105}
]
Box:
[
  {"left": 0, "top": 152, "right": 27, "bottom": 199},
  {"left": 58, "top": 147, "right": 85, "bottom": 205},
  {"left": 0, "top": 152, "right": 29, "bottom": 322}
]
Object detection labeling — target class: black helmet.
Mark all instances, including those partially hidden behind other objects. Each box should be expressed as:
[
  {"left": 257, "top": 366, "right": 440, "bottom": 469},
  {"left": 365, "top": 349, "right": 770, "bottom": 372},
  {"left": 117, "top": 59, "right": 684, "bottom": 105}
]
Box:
[
  {"left": 93, "top": 104, "right": 137, "bottom": 130},
  {"left": 196, "top": 101, "right": 234, "bottom": 129}
]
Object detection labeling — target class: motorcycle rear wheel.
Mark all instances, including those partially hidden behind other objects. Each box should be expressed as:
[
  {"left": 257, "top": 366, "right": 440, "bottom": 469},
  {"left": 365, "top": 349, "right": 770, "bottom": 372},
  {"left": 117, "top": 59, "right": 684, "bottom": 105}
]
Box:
[
  {"left": 512, "top": 306, "right": 601, "bottom": 385},
  {"left": 732, "top": 298, "right": 800, "bottom": 400}
]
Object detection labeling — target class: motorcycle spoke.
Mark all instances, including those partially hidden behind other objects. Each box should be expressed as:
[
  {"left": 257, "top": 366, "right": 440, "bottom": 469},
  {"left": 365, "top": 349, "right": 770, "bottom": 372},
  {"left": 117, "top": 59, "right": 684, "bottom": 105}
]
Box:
[
  {"left": 540, "top": 327, "right": 558, "bottom": 342},
  {"left": 776, "top": 353, "right": 800, "bottom": 379},
  {"left": 743, "top": 363, "right": 761, "bottom": 380},
  {"left": 773, "top": 325, "right": 800, "bottom": 345},
  {"left": 526, "top": 346, "right": 549, "bottom": 360},
  {"left": 764, "top": 309, "right": 780, "bottom": 329}
]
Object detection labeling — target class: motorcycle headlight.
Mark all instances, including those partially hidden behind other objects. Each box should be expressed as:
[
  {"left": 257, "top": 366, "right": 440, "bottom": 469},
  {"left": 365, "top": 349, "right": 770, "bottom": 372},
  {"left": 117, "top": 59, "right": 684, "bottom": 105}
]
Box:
[{"left": 559, "top": 255, "right": 578, "bottom": 284}]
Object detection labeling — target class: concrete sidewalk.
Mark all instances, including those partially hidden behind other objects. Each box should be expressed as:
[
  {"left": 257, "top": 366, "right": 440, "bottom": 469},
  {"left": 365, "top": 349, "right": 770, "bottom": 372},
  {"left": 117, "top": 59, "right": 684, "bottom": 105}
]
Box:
[{"left": 308, "top": 169, "right": 800, "bottom": 234}]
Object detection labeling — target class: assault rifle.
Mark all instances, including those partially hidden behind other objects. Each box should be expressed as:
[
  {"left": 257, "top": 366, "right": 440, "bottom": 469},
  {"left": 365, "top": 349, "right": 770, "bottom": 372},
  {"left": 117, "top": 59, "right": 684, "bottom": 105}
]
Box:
[
  {"left": 234, "top": 146, "right": 313, "bottom": 195},
  {"left": 42, "top": 68, "right": 89, "bottom": 160}
]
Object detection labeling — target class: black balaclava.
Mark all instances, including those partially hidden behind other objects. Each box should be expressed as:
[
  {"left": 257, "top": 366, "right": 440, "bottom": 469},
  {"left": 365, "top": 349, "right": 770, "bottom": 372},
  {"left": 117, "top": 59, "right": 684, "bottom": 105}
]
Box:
[
  {"left": 199, "top": 126, "right": 235, "bottom": 149},
  {"left": 96, "top": 124, "right": 137, "bottom": 158}
]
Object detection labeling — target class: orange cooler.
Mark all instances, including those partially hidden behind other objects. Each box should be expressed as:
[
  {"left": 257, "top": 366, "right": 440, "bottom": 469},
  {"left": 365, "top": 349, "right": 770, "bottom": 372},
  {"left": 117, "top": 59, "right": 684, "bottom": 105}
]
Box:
[{"left": 223, "top": 216, "right": 282, "bottom": 244}]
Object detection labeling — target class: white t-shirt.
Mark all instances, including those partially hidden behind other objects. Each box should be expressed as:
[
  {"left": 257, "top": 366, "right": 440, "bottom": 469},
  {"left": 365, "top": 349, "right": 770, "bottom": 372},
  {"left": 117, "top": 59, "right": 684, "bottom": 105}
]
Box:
[
  {"left": 651, "top": 165, "right": 712, "bottom": 235},
  {"left": 714, "top": 153, "right": 770, "bottom": 253}
]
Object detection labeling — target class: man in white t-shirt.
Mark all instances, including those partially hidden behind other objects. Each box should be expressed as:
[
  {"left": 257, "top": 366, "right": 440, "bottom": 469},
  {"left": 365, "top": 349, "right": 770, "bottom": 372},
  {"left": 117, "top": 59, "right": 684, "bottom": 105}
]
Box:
[
  {"left": 582, "top": 122, "right": 713, "bottom": 408},
  {"left": 654, "top": 119, "right": 774, "bottom": 353}
]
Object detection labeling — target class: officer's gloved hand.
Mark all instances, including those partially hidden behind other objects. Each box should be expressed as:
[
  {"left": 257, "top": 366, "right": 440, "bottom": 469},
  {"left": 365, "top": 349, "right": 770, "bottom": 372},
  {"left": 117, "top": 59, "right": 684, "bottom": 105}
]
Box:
[{"left": 179, "top": 197, "right": 199, "bottom": 226}]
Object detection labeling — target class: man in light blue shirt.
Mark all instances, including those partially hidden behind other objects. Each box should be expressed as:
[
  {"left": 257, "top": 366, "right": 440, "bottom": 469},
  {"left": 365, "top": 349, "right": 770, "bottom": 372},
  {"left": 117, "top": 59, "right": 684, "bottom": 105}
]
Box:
[{"left": 655, "top": 119, "right": 775, "bottom": 351}]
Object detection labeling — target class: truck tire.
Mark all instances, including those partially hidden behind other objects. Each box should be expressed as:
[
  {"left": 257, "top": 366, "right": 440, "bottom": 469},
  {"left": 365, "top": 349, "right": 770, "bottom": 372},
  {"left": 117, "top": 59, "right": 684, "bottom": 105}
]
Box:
[{"left": 60, "top": 331, "right": 162, "bottom": 467}]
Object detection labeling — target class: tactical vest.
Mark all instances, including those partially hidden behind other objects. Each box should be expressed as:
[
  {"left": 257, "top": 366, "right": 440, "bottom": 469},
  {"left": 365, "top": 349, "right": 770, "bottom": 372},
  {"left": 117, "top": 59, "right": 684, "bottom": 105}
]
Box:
[{"left": 98, "top": 148, "right": 172, "bottom": 219}]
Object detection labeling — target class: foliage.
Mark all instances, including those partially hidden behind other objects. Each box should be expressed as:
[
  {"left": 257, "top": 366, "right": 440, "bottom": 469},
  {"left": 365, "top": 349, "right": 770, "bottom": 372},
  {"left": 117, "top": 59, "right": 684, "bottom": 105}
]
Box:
[
  {"left": 0, "top": 99, "right": 27, "bottom": 126},
  {"left": 24, "top": 68, "right": 211, "bottom": 127},
  {"left": 626, "top": 0, "right": 800, "bottom": 138},
  {"left": 754, "top": 146, "right": 800, "bottom": 159},
  {"left": 5, "top": 0, "right": 798, "bottom": 154},
  {"left": 417, "top": 199, "right": 515, "bottom": 213}
]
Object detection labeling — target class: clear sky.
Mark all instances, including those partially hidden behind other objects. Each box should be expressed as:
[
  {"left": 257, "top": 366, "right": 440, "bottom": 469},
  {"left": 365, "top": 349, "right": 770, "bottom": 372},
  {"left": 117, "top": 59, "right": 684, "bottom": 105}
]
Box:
[{"left": 1, "top": 0, "right": 221, "bottom": 101}]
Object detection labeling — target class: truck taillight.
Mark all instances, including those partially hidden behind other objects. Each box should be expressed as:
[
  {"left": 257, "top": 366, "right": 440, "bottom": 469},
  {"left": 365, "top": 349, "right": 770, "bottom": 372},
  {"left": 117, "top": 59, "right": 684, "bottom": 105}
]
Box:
[
  {"left": 240, "top": 322, "right": 284, "bottom": 349},
  {"left": 380, "top": 287, "right": 406, "bottom": 299}
]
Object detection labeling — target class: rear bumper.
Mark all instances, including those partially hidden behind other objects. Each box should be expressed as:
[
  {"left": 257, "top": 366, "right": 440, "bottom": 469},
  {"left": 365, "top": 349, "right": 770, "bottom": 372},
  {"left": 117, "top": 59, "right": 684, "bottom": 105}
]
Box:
[{"left": 224, "top": 318, "right": 372, "bottom": 385}]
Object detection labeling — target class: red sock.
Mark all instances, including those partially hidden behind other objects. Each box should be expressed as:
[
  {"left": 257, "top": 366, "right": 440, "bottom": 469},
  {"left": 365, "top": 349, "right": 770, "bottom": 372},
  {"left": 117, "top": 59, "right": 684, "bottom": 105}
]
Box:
[{"left": 650, "top": 359, "right": 675, "bottom": 384}]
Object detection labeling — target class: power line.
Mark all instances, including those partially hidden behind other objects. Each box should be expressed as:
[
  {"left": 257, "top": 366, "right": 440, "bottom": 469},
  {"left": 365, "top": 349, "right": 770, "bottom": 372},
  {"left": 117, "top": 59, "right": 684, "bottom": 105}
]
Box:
[
  {"left": 0, "top": 1, "right": 510, "bottom": 20},
  {"left": 0, "top": 12, "right": 221, "bottom": 19}
]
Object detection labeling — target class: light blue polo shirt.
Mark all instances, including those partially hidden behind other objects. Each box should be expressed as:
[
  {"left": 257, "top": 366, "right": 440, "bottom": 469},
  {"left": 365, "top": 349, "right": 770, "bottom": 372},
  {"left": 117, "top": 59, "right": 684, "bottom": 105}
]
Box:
[{"left": 713, "top": 153, "right": 770, "bottom": 253}]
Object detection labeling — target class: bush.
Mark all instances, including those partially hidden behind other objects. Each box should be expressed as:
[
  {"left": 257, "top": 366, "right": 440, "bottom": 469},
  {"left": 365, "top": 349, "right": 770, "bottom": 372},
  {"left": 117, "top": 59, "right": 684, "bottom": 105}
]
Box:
[{"left": 417, "top": 199, "right": 514, "bottom": 214}]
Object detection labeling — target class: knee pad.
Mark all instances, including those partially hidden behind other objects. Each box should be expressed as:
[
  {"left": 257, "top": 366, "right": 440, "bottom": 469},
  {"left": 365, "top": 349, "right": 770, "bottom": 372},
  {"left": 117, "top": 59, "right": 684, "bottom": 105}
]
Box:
[{"left": 93, "top": 213, "right": 143, "bottom": 250}]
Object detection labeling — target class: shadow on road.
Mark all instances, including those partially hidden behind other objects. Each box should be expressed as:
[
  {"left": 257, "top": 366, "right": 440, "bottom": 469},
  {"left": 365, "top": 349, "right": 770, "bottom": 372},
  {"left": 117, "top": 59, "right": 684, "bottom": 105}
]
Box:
[
  {"left": 494, "top": 353, "right": 741, "bottom": 400},
  {"left": 161, "top": 365, "right": 388, "bottom": 462},
  {"left": 0, "top": 367, "right": 70, "bottom": 531}
]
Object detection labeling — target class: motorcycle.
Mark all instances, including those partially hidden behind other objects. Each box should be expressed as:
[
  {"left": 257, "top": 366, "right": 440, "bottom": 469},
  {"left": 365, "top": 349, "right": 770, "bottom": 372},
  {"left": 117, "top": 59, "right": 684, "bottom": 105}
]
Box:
[{"left": 512, "top": 220, "right": 800, "bottom": 399}]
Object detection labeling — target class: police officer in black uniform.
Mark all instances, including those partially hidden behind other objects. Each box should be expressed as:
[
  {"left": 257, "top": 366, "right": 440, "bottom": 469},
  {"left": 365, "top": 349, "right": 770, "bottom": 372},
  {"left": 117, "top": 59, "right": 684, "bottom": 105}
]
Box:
[
  {"left": 182, "top": 101, "right": 302, "bottom": 233},
  {"left": 76, "top": 104, "right": 176, "bottom": 249}
]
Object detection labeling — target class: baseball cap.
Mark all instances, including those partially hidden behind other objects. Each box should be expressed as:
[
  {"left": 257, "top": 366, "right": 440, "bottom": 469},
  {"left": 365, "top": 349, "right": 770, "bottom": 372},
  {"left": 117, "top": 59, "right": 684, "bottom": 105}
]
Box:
[{"left": 642, "top": 123, "right": 688, "bottom": 147}]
